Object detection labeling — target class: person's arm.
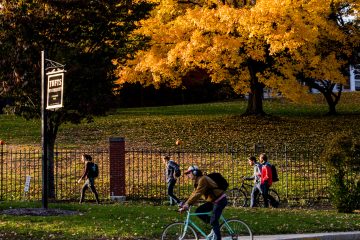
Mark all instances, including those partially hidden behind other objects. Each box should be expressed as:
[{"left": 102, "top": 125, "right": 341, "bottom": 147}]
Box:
[
  {"left": 78, "top": 162, "right": 89, "bottom": 183},
  {"left": 243, "top": 175, "right": 255, "bottom": 180},
  {"left": 262, "top": 165, "right": 270, "bottom": 182},
  {"left": 185, "top": 177, "right": 208, "bottom": 206}
]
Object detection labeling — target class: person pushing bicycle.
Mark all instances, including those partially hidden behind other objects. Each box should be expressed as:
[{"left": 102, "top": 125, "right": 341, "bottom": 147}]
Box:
[
  {"left": 243, "top": 156, "right": 262, "bottom": 207},
  {"left": 179, "top": 165, "right": 227, "bottom": 240}
]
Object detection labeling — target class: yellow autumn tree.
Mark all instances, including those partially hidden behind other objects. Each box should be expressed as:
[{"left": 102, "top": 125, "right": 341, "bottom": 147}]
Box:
[{"left": 114, "top": 0, "right": 359, "bottom": 115}]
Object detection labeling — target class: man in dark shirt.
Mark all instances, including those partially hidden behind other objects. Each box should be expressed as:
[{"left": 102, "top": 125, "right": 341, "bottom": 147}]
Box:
[
  {"left": 78, "top": 154, "right": 100, "bottom": 204},
  {"left": 163, "top": 155, "right": 182, "bottom": 206}
]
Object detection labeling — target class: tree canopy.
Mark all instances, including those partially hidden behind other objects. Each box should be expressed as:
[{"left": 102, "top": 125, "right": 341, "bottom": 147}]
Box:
[
  {"left": 0, "top": 0, "right": 152, "bottom": 197},
  {"left": 115, "top": 0, "right": 360, "bottom": 115}
]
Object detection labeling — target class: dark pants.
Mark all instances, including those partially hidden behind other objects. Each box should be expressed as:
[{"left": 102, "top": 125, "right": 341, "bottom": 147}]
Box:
[
  {"left": 195, "top": 197, "right": 227, "bottom": 240},
  {"left": 80, "top": 178, "right": 100, "bottom": 204},
  {"left": 250, "top": 184, "right": 261, "bottom": 207},
  {"left": 167, "top": 178, "right": 180, "bottom": 204},
  {"left": 260, "top": 182, "right": 270, "bottom": 208}
]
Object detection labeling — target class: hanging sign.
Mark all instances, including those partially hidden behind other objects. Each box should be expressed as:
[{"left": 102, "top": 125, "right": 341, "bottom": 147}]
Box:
[{"left": 46, "top": 70, "right": 64, "bottom": 110}]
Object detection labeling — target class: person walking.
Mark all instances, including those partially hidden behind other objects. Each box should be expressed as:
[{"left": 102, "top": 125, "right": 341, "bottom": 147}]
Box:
[
  {"left": 243, "top": 156, "right": 262, "bottom": 207},
  {"left": 78, "top": 154, "right": 100, "bottom": 204},
  {"left": 163, "top": 155, "right": 182, "bottom": 206},
  {"left": 258, "top": 153, "right": 272, "bottom": 208},
  {"left": 180, "top": 165, "right": 227, "bottom": 240}
]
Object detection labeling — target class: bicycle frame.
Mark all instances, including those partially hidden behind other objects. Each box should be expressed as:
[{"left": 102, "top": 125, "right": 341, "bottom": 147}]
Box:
[
  {"left": 180, "top": 208, "right": 235, "bottom": 240},
  {"left": 240, "top": 180, "right": 256, "bottom": 194},
  {"left": 239, "top": 179, "right": 280, "bottom": 207}
]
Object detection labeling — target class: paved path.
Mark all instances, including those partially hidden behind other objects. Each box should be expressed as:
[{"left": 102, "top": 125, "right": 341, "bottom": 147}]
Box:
[{"left": 253, "top": 231, "right": 360, "bottom": 240}]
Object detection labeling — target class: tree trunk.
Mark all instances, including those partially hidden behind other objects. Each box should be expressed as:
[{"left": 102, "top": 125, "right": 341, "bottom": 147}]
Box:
[
  {"left": 324, "top": 91, "right": 340, "bottom": 115},
  {"left": 244, "top": 63, "right": 266, "bottom": 116},
  {"left": 303, "top": 79, "right": 342, "bottom": 116},
  {"left": 245, "top": 87, "right": 265, "bottom": 115}
]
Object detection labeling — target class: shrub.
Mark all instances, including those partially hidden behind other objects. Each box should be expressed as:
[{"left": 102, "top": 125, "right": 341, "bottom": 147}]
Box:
[{"left": 321, "top": 132, "right": 360, "bottom": 213}]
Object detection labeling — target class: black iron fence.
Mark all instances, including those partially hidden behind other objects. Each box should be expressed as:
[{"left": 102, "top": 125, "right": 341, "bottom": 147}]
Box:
[
  {"left": 0, "top": 145, "right": 109, "bottom": 201},
  {"left": 125, "top": 146, "right": 330, "bottom": 204},
  {"left": 1, "top": 144, "right": 354, "bottom": 203}
]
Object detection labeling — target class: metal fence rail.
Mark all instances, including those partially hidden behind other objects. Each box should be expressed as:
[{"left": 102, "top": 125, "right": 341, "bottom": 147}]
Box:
[
  {"left": 124, "top": 147, "right": 330, "bottom": 203},
  {"left": 0, "top": 145, "right": 109, "bottom": 201},
  {"left": 0, "top": 144, "right": 352, "bottom": 203}
]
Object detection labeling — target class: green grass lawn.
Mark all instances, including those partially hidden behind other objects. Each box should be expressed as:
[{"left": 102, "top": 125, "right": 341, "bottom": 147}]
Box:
[
  {"left": 1, "top": 92, "right": 360, "bottom": 150},
  {"left": 0, "top": 201, "right": 359, "bottom": 239},
  {"left": 1, "top": 93, "right": 360, "bottom": 239}
]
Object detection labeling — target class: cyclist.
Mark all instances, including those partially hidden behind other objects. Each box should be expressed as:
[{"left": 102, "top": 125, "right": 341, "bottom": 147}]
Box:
[
  {"left": 243, "top": 156, "right": 262, "bottom": 207},
  {"left": 179, "top": 165, "right": 227, "bottom": 240}
]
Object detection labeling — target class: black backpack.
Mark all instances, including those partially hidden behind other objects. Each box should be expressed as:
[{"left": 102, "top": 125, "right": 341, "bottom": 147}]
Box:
[
  {"left": 173, "top": 162, "right": 181, "bottom": 177},
  {"left": 207, "top": 172, "right": 229, "bottom": 191},
  {"left": 271, "top": 164, "right": 279, "bottom": 182},
  {"left": 88, "top": 162, "right": 99, "bottom": 178}
]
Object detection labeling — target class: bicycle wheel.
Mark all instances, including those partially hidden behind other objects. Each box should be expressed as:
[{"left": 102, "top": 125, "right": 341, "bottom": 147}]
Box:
[
  {"left": 220, "top": 218, "right": 253, "bottom": 240},
  {"left": 257, "top": 189, "right": 280, "bottom": 208},
  {"left": 227, "top": 188, "right": 247, "bottom": 207},
  {"left": 161, "top": 222, "right": 198, "bottom": 240}
]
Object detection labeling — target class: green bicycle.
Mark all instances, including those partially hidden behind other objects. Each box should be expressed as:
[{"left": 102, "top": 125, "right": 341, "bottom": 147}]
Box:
[{"left": 161, "top": 207, "right": 253, "bottom": 240}]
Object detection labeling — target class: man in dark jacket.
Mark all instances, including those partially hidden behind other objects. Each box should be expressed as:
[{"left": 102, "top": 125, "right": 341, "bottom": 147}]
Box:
[{"left": 163, "top": 155, "right": 182, "bottom": 206}]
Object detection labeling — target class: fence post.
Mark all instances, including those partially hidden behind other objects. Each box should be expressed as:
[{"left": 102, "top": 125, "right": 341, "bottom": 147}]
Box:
[
  {"left": 109, "top": 137, "right": 126, "bottom": 201},
  {"left": 284, "top": 144, "right": 288, "bottom": 199},
  {"left": 0, "top": 144, "right": 3, "bottom": 200}
]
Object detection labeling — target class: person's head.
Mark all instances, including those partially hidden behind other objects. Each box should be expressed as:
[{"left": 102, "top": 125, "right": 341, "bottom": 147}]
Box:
[
  {"left": 248, "top": 156, "right": 256, "bottom": 166},
  {"left": 81, "top": 154, "right": 92, "bottom": 162},
  {"left": 259, "top": 153, "right": 267, "bottom": 164},
  {"left": 162, "top": 155, "right": 170, "bottom": 164},
  {"left": 184, "top": 165, "right": 202, "bottom": 180}
]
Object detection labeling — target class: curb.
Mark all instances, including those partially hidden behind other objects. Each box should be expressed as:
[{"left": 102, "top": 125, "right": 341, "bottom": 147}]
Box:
[{"left": 253, "top": 231, "right": 360, "bottom": 240}]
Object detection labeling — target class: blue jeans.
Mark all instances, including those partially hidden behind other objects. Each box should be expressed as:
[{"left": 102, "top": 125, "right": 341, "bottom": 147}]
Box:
[
  {"left": 195, "top": 196, "right": 228, "bottom": 240},
  {"left": 167, "top": 178, "right": 180, "bottom": 204},
  {"left": 250, "top": 184, "right": 261, "bottom": 207}
]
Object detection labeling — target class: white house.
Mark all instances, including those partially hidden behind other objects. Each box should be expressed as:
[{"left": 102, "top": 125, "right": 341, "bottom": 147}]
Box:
[{"left": 350, "top": 64, "right": 360, "bottom": 91}]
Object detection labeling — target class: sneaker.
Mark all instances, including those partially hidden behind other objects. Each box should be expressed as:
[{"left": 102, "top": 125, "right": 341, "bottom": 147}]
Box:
[
  {"left": 206, "top": 230, "right": 215, "bottom": 240},
  {"left": 178, "top": 201, "right": 184, "bottom": 207}
]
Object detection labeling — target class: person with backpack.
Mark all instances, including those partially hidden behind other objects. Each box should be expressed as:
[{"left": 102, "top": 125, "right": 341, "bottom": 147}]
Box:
[
  {"left": 258, "top": 153, "right": 275, "bottom": 208},
  {"left": 243, "top": 156, "right": 262, "bottom": 207},
  {"left": 78, "top": 154, "right": 100, "bottom": 204},
  {"left": 162, "top": 155, "right": 182, "bottom": 206},
  {"left": 179, "top": 165, "right": 228, "bottom": 240}
]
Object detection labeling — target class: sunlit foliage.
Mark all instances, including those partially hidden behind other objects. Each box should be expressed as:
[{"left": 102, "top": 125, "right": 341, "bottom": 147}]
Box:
[{"left": 115, "top": 0, "right": 359, "bottom": 114}]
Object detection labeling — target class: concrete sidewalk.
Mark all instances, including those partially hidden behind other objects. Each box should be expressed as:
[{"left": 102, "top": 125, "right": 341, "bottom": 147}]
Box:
[{"left": 253, "top": 231, "right": 360, "bottom": 240}]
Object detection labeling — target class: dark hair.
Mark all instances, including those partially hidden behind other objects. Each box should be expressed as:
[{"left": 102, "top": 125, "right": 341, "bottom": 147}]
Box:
[
  {"left": 83, "top": 154, "right": 92, "bottom": 161},
  {"left": 248, "top": 156, "right": 256, "bottom": 162},
  {"left": 194, "top": 169, "right": 203, "bottom": 177}
]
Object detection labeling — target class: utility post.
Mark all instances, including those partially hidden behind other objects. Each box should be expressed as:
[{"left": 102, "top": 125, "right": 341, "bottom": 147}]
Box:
[
  {"left": 41, "top": 50, "right": 65, "bottom": 209},
  {"left": 41, "top": 50, "right": 48, "bottom": 209}
]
